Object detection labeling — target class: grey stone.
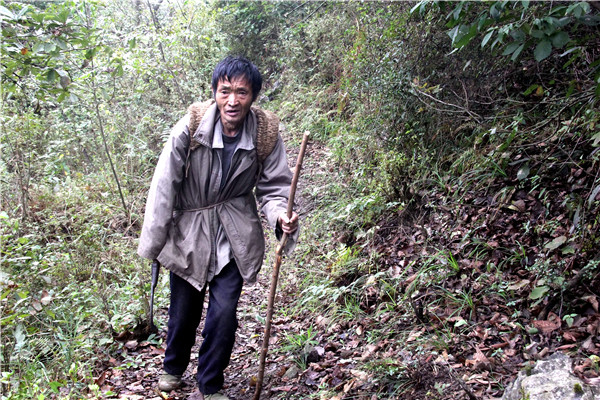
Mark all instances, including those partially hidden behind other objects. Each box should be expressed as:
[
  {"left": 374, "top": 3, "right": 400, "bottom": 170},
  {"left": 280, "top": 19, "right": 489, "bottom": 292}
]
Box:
[
  {"left": 283, "top": 365, "right": 300, "bottom": 380},
  {"left": 502, "top": 352, "right": 600, "bottom": 400}
]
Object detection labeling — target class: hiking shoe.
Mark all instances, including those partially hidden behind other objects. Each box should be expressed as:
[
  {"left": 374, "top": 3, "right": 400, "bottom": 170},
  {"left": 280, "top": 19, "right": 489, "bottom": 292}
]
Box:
[{"left": 158, "top": 373, "right": 182, "bottom": 391}]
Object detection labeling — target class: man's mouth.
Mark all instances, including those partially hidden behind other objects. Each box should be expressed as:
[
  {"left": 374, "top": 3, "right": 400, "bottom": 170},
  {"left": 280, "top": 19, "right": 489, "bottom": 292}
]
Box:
[{"left": 225, "top": 109, "right": 240, "bottom": 117}]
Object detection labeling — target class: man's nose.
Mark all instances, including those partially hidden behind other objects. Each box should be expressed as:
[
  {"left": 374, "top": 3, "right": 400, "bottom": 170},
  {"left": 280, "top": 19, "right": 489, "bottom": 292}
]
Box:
[{"left": 227, "top": 92, "right": 238, "bottom": 105}]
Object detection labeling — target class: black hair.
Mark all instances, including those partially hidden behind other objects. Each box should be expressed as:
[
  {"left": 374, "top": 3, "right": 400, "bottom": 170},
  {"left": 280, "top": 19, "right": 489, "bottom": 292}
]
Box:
[{"left": 212, "top": 56, "right": 262, "bottom": 102}]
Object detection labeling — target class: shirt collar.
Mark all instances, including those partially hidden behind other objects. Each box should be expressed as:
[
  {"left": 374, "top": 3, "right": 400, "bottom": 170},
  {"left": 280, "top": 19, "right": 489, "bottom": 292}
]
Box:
[{"left": 212, "top": 113, "right": 255, "bottom": 151}]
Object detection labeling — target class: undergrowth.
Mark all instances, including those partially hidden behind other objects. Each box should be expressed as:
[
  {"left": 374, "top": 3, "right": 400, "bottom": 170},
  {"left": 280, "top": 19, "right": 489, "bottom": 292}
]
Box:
[
  {"left": 279, "top": 80, "right": 600, "bottom": 397},
  {"left": 0, "top": 176, "right": 161, "bottom": 399}
]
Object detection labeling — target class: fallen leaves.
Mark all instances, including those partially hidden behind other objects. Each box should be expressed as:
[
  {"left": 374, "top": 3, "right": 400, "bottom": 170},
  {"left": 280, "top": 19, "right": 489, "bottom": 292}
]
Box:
[
  {"left": 532, "top": 312, "right": 562, "bottom": 335},
  {"left": 465, "top": 346, "right": 493, "bottom": 371}
]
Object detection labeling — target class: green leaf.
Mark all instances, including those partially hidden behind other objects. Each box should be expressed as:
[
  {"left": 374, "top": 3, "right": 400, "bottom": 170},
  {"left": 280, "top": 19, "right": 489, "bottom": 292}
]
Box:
[
  {"left": 477, "top": 16, "right": 492, "bottom": 30},
  {"left": 502, "top": 42, "right": 521, "bottom": 56},
  {"left": 550, "top": 5, "right": 567, "bottom": 17},
  {"left": 544, "top": 235, "right": 567, "bottom": 250},
  {"left": 0, "top": 5, "right": 14, "bottom": 19},
  {"left": 550, "top": 31, "right": 569, "bottom": 48},
  {"left": 31, "top": 12, "right": 45, "bottom": 23},
  {"left": 14, "top": 324, "right": 26, "bottom": 350},
  {"left": 454, "top": 24, "right": 478, "bottom": 48},
  {"left": 588, "top": 184, "right": 600, "bottom": 207},
  {"left": 541, "top": 17, "right": 559, "bottom": 35},
  {"left": 529, "top": 285, "right": 549, "bottom": 300},
  {"left": 490, "top": 3, "right": 501, "bottom": 20},
  {"left": 452, "top": 2, "right": 463, "bottom": 20},
  {"left": 454, "top": 318, "right": 468, "bottom": 328},
  {"left": 57, "top": 91, "right": 67, "bottom": 102},
  {"left": 567, "top": 2, "right": 590, "bottom": 18},
  {"left": 55, "top": 8, "right": 70, "bottom": 24},
  {"left": 481, "top": 30, "right": 494, "bottom": 48},
  {"left": 561, "top": 245, "right": 576, "bottom": 255},
  {"left": 44, "top": 42, "right": 56, "bottom": 53},
  {"left": 54, "top": 37, "right": 68, "bottom": 50},
  {"left": 530, "top": 29, "right": 545, "bottom": 39},
  {"left": 491, "top": 31, "right": 505, "bottom": 51},
  {"left": 112, "top": 64, "right": 124, "bottom": 77},
  {"left": 447, "top": 25, "right": 460, "bottom": 44},
  {"left": 555, "top": 16, "right": 571, "bottom": 28},
  {"left": 510, "top": 28, "right": 526, "bottom": 42},
  {"left": 409, "top": 1, "right": 428, "bottom": 16},
  {"left": 48, "top": 381, "right": 62, "bottom": 394},
  {"left": 46, "top": 68, "right": 58, "bottom": 82},
  {"left": 592, "top": 132, "right": 600, "bottom": 147},
  {"left": 527, "top": 326, "right": 539, "bottom": 334},
  {"left": 33, "top": 42, "right": 45, "bottom": 53},
  {"left": 534, "top": 39, "right": 552, "bottom": 61},
  {"left": 15, "top": 4, "right": 29, "bottom": 19},
  {"left": 523, "top": 84, "right": 540, "bottom": 96},
  {"left": 563, "top": 51, "right": 580, "bottom": 69},
  {"left": 517, "top": 164, "right": 530, "bottom": 180},
  {"left": 85, "top": 48, "right": 97, "bottom": 60},
  {"left": 511, "top": 43, "right": 525, "bottom": 61}
]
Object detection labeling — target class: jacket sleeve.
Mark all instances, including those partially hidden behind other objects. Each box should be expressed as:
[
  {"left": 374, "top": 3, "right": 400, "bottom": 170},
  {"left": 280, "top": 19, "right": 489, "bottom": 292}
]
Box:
[
  {"left": 255, "top": 134, "right": 300, "bottom": 253},
  {"left": 137, "top": 116, "right": 190, "bottom": 260}
]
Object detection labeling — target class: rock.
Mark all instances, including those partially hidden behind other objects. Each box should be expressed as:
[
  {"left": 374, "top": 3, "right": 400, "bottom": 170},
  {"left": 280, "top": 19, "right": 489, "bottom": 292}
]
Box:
[
  {"left": 502, "top": 352, "right": 600, "bottom": 400},
  {"left": 304, "top": 344, "right": 323, "bottom": 364},
  {"left": 283, "top": 365, "right": 300, "bottom": 380}
]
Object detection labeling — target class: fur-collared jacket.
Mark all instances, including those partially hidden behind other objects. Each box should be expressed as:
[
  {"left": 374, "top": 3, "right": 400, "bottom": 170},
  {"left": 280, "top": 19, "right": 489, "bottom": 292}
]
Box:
[{"left": 137, "top": 102, "right": 297, "bottom": 291}]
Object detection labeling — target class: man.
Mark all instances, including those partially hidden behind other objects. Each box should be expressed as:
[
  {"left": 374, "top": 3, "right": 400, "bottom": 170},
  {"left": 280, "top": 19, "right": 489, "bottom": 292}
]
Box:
[{"left": 138, "top": 56, "right": 299, "bottom": 400}]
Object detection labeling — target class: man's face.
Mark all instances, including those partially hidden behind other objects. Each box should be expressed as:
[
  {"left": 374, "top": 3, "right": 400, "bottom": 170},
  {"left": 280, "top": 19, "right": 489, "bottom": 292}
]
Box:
[{"left": 214, "top": 75, "right": 253, "bottom": 136}]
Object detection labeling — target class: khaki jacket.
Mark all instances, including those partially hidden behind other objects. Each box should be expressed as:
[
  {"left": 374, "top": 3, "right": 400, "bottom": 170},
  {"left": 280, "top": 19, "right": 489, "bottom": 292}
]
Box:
[{"left": 138, "top": 103, "right": 296, "bottom": 291}]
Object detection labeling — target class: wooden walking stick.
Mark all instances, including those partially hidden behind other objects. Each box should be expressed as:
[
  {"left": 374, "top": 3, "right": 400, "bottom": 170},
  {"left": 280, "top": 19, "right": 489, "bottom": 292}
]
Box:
[{"left": 253, "top": 131, "right": 310, "bottom": 400}]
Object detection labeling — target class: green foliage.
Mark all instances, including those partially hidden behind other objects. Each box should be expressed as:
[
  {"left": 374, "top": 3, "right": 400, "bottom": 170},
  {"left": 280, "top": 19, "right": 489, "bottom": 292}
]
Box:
[
  {"left": 412, "top": 1, "right": 600, "bottom": 96},
  {"left": 2, "top": 1, "right": 88, "bottom": 103},
  {"left": 1, "top": 0, "right": 226, "bottom": 217},
  {"left": 0, "top": 177, "right": 153, "bottom": 398},
  {"left": 280, "top": 325, "right": 318, "bottom": 370},
  {"left": 364, "top": 358, "right": 411, "bottom": 397}
]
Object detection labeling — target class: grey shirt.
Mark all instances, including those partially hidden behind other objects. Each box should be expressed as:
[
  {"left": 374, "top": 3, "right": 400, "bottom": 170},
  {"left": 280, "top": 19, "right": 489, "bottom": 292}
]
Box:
[{"left": 212, "top": 118, "right": 244, "bottom": 280}]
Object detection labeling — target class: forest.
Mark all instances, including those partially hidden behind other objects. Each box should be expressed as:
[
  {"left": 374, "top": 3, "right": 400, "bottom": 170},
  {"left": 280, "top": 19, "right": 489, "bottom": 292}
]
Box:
[{"left": 1, "top": 1, "right": 600, "bottom": 399}]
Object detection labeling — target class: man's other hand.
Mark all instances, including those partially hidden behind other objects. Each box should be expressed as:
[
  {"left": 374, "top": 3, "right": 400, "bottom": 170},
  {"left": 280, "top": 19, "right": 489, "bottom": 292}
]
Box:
[{"left": 278, "top": 211, "right": 299, "bottom": 234}]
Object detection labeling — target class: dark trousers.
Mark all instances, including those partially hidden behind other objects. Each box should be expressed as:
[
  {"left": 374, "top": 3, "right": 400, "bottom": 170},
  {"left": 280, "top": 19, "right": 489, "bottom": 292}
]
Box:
[{"left": 163, "top": 260, "right": 243, "bottom": 395}]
